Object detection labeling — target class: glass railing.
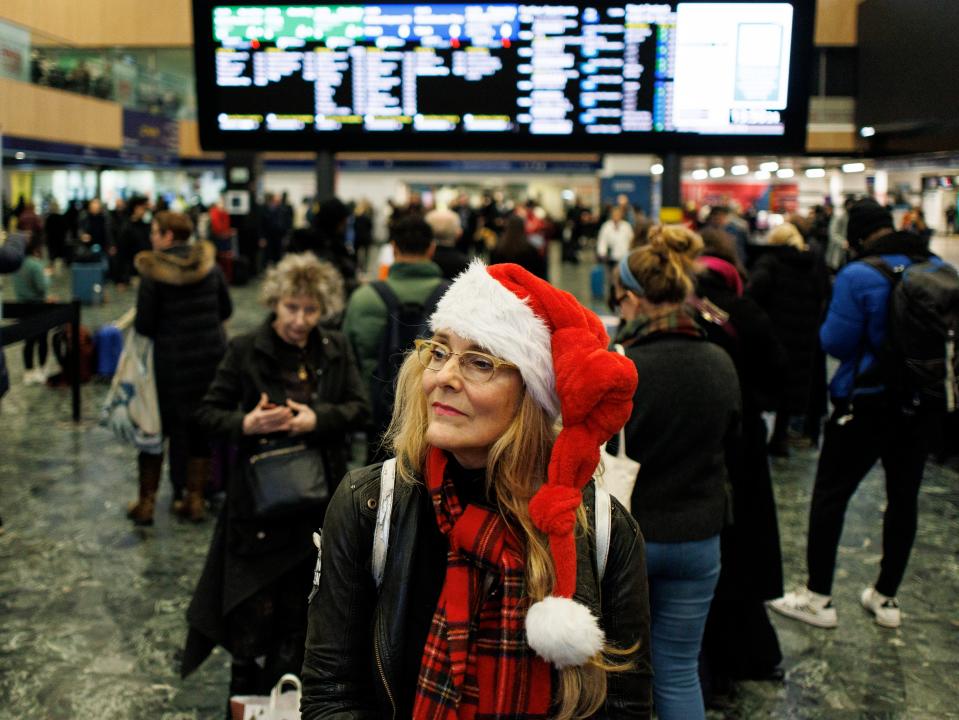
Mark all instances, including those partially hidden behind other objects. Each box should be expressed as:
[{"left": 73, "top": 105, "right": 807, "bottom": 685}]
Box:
[{"left": 0, "top": 18, "right": 196, "bottom": 120}]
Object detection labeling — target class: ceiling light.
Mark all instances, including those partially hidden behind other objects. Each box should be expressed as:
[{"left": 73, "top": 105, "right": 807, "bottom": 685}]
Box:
[
  {"left": 708, "top": 167, "right": 726, "bottom": 178},
  {"left": 776, "top": 168, "right": 795, "bottom": 179},
  {"left": 754, "top": 170, "right": 771, "bottom": 180},
  {"left": 860, "top": 126, "right": 876, "bottom": 138},
  {"left": 14, "top": 152, "right": 26, "bottom": 160},
  {"left": 691, "top": 169, "right": 709, "bottom": 180},
  {"left": 842, "top": 162, "right": 866, "bottom": 173},
  {"left": 731, "top": 164, "right": 749, "bottom": 176},
  {"left": 759, "top": 161, "right": 779, "bottom": 172},
  {"left": 805, "top": 168, "right": 826, "bottom": 178},
  {"left": 650, "top": 163, "right": 664, "bottom": 176}
]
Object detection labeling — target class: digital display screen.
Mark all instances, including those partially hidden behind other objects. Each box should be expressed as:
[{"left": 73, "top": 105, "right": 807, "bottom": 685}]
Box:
[{"left": 192, "top": 2, "right": 812, "bottom": 152}]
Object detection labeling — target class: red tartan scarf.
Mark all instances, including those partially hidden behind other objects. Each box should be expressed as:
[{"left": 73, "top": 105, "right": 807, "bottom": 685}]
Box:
[
  {"left": 615, "top": 302, "right": 705, "bottom": 349},
  {"left": 413, "top": 447, "right": 553, "bottom": 720}
]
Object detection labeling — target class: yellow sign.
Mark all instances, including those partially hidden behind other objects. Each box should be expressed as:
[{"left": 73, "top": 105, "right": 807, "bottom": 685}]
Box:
[{"left": 659, "top": 207, "right": 684, "bottom": 224}]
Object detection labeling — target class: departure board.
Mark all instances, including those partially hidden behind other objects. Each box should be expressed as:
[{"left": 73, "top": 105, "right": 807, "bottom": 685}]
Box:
[{"left": 192, "top": 2, "right": 813, "bottom": 152}]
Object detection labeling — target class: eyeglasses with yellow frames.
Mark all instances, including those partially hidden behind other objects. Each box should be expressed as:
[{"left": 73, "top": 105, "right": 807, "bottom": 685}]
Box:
[{"left": 414, "top": 339, "right": 518, "bottom": 384}]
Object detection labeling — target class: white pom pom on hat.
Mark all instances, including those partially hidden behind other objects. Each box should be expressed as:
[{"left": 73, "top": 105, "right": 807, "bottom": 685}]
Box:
[{"left": 525, "top": 596, "right": 606, "bottom": 669}]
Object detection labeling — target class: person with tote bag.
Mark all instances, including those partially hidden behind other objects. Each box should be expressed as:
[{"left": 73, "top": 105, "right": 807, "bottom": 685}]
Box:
[
  {"left": 182, "top": 252, "right": 368, "bottom": 716},
  {"left": 610, "top": 228, "right": 741, "bottom": 720}
]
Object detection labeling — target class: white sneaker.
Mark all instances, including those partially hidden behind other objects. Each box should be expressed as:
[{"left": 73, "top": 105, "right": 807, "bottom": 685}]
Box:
[
  {"left": 768, "top": 587, "right": 838, "bottom": 628},
  {"left": 861, "top": 587, "right": 901, "bottom": 628},
  {"left": 23, "top": 369, "right": 45, "bottom": 385}
]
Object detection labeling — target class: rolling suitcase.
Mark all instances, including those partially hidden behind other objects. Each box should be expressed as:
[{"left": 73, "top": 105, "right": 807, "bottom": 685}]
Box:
[
  {"left": 72, "top": 261, "right": 106, "bottom": 305},
  {"left": 94, "top": 325, "right": 124, "bottom": 376},
  {"left": 590, "top": 264, "right": 605, "bottom": 301}
]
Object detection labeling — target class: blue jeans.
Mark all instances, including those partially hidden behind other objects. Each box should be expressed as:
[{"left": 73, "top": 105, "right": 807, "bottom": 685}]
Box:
[{"left": 646, "top": 535, "right": 721, "bottom": 720}]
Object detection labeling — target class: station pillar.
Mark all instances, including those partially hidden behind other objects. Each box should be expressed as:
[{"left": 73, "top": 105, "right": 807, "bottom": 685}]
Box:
[
  {"left": 224, "top": 151, "right": 262, "bottom": 265},
  {"left": 660, "top": 153, "right": 683, "bottom": 222},
  {"left": 315, "top": 150, "right": 336, "bottom": 202}
]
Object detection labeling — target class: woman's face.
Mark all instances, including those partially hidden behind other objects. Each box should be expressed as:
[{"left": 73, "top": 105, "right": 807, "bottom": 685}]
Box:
[
  {"left": 422, "top": 330, "right": 523, "bottom": 469},
  {"left": 150, "top": 221, "right": 173, "bottom": 251},
  {"left": 273, "top": 294, "right": 322, "bottom": 347},
  {"left": 615, "top": 282, "right": 643, "bottom": 322}
]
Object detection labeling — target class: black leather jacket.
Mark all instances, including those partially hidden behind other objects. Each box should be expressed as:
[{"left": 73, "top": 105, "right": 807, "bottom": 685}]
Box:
[{"left": 301, "top": 463, "right": 653, "bottom": 719}]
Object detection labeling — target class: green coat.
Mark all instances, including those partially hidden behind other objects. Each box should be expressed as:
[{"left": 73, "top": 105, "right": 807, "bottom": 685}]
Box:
[
  {"left": 13, "top": 256, "right": 49, "bottom": 303},
  {"left": 342, "top": 261, "right": 445, "bottom": 390}
]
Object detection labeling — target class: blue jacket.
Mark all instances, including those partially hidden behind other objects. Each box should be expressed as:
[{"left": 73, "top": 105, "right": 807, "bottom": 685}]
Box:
[{"left": 820, "top": 232, "right": 943, "bottom": 400}]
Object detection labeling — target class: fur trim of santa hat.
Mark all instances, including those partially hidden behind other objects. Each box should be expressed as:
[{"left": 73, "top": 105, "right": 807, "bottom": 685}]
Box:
[
  {"left": 429, "top": 260, "right": 638, "bottom": 668},
  {"left": 429, "top": 260, "right": 559, "bottom": 417}
]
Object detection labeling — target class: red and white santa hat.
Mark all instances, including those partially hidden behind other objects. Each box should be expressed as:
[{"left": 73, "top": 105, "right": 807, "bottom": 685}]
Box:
[{"left": 429, "top": 260, "right": 638, "bottom": 668}]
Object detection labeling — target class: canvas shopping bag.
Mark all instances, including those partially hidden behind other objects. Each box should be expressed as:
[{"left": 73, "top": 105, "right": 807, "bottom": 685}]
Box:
[
  {"left": 230, "top": 673, "right": 302, "bottom": 720},
  {"left": 598, "top": 344, "right": 640, "bottom": 511},
  {"left": 100, "top": 328, "right": 162, "bottom": 453}
]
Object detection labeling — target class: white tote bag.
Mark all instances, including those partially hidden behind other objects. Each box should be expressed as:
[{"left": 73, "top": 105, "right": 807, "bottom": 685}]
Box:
[
  {"left": 230, "top": 673, "right": 302, "bottom": 720},
  {"left": 100, "top": 328, "right": 162, "bottom": 453},
  {"left": 598, "top": 345, "right": 640, "bottom": 511}
]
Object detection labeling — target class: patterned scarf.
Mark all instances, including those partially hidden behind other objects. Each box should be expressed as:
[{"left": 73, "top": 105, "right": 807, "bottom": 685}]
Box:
[
  {"left": 615, "top": 302, "right": 704, "bottom": 349},
  {"left": 413, "top": 447, "right": 552, "bottom": 720}
]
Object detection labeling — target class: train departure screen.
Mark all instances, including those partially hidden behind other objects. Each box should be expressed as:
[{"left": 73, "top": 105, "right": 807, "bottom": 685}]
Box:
[{"left": 194, "top": 2, "right": 807, "bottom": 151}]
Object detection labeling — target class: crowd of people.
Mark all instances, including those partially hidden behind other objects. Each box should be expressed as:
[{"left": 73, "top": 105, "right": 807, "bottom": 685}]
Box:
[
  {"left": 0, "top": 182, "right": 953, "bottom": 719},
  {"left": 29, "top": 50, "right": 186, "bottom": 117}
]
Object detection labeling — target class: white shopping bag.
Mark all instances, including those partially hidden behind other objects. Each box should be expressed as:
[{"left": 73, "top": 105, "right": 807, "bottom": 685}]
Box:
[
  {"left": 99, "top": 329, "right": 162, "bottom": 453},
  {"left": 597, "top": 345, "right": 640, "bottom": 511},
  {"left": 599, "top": 429, "right": 640, "bottom": 512},
  {"left": 230, "top": 673, "right": 302, "bottom": 720}
]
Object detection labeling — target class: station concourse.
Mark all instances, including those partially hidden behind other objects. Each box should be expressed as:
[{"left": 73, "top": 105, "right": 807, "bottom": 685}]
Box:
[{"left": 2, "top": 1, "right": 959, "bottom": 718}]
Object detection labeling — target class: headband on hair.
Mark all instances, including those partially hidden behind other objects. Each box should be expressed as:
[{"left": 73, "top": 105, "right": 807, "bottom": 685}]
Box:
[{"left": 618, "top": 253, "right": 645, "bottom": 296}]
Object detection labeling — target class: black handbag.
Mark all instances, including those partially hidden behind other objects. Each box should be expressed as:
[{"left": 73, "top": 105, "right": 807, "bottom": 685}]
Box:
[{"left": 245, "top": 438, "right": 329, "bottom": 519}]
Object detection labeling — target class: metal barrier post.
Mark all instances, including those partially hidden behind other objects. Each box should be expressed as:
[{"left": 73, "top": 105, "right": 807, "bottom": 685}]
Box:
[{"left": 70, "top": 299, "right": 81, "bottom": 422}]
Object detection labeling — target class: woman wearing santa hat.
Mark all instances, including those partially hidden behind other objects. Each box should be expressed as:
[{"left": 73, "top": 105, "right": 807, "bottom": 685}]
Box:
[{"left": 301, "top": 260, "right": 652, "bottom": 719}]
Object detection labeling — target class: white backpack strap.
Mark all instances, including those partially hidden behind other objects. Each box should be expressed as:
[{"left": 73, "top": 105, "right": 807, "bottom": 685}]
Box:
[
  {"left": 595, "top": 483, "right": 612, "bottom": 583},
  {"left": 308, "top": 530, "right": 323, "bottom": 603},
  {"left": 372, "top": 458, "right": 397, "bottom": 589},
  {"left": 612, "top": 344, "right": 630, "bottom": 462}
]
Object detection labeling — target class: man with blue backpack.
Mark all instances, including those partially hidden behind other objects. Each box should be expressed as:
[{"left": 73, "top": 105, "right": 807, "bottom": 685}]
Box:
[{"left": 771, "top": 199, "right": 959, "bottom": 630}]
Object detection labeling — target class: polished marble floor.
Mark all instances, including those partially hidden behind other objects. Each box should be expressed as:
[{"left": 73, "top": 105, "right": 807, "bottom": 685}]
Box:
[{"left": 1, "top": 240, "right": 958, "bottom": 719}]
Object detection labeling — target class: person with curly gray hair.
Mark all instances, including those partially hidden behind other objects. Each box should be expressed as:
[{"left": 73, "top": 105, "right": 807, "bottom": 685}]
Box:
[{"left": 183, "top": 252, "right": 369, "bottom": 708}]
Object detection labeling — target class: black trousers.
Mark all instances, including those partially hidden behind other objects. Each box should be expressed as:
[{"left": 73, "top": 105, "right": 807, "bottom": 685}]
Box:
[
  {"left": 23, "top": 333, "right": 49, "bottom": 370},
  {"left": 806, "top": 400, "right": 934, "bottom": 597},
  {"left": 771, "top": 409, "right": 791, "bottom": 444}
]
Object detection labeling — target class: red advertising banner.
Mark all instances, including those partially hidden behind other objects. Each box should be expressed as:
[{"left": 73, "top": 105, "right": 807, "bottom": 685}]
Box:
[{"left": 682, "top": 182, "right": 798, "bottom": 213}]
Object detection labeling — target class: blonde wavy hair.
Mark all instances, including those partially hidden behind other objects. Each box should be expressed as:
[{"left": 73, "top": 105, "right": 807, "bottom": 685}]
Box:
[
  {"left": 625, "top": 224, "right": 703, "bottom": 303},
  {"left": 259, "top": 252, "right": 345, "bottom": 321},
  {"left": 767, "top": 221, "right": 806, "bottom": 251},
  {"left": 385, "top": 352, "right": 634, "bottom": 720}
]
